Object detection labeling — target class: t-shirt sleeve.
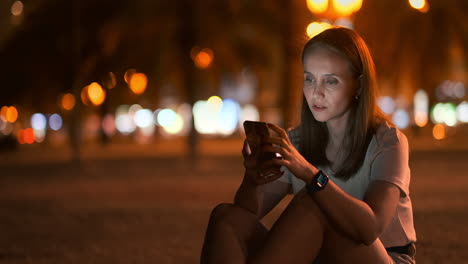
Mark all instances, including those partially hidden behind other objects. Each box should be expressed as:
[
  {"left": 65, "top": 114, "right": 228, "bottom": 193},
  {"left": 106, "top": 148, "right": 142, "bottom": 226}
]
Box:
[{"left": 370, "top": 128, "right": 411, "bottom": 196}]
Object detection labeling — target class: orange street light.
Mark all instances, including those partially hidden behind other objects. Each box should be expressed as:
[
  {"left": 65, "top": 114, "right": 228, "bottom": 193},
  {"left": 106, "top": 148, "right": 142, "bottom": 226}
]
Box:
[
  {"left": 306, "top": 21, "right": 332, "bottom": 38},
  {"left": 408, "top": 0, "right": 429, "bottom": 13},
  {"left": 129, "top": 72, "right": 148, "bottom": 95},
  {"left": 87, "top": 82, "right": 106, "bottom": 106},
  {"left": 306, "top": 0, "right": 328, "bottom": 14},
  {"left": 6, "top": 106, "right": 18, "bottom": 123},
  {"left": 193, "top": 48, "right": 214, "bottom": 69},
  {"left": 61, "top": 93, "right": 76, "bottom": 111},
  {"left": 306, "top": 0, "right": 362, "bottom": 18}
]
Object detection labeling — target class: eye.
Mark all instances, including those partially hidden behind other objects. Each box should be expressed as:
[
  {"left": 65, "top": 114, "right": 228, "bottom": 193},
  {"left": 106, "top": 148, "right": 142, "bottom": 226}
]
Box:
[
  {"left": 304, "top": 75, "right": 314, "bottom": 84},
  {"left": 326, "top": 78, "right": 338, "bottom": 85}
]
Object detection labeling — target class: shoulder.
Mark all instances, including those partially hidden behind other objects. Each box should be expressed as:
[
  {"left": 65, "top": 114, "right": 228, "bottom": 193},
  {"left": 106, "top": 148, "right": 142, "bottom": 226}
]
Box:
[{"left": 373, "top": 121, "right": 409, "bottom": 152}]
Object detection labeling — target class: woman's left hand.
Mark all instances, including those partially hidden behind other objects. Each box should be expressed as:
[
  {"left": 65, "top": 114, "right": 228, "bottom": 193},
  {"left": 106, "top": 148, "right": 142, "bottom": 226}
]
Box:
[{"left": 262, "top": 123, "right": 319, "bottom": 185}]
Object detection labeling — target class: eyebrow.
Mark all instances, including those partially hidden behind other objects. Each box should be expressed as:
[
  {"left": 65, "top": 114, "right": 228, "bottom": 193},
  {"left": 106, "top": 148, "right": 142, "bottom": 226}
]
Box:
[{"left": 303, "top": 71, "right": 341, "bottom": 77}]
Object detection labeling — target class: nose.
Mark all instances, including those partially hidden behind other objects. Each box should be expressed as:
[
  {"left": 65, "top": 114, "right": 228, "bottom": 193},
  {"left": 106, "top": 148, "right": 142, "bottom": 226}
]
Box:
[{"left": 313, "top": 83, "right": 325, "bottom": 99}]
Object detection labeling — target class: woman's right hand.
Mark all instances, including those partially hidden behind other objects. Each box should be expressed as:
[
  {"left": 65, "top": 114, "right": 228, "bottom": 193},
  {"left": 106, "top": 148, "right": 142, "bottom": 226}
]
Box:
[{"left": 242, "top": 139, "right": 284, "bottom": 186}]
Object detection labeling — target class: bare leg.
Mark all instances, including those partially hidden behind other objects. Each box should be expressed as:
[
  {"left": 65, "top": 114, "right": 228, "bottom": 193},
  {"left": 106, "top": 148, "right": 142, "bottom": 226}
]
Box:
[
  {"left": 201, "top": 203, "right": 268, "bottom": 264},
  {"left": 201, "top": 191, "right": 392, "bottom": 264}
]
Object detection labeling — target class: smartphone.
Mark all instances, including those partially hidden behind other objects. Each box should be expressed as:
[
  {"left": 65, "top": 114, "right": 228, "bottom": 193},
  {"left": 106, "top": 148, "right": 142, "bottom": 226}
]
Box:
[{"left": 243, "top": 120, "right": 277, "bottom": 162}]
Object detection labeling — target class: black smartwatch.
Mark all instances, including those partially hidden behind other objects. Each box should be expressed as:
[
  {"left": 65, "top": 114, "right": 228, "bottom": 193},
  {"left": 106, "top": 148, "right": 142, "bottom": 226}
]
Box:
[{"left": 306, "top": 170, "right": 329, "bottom": 193}]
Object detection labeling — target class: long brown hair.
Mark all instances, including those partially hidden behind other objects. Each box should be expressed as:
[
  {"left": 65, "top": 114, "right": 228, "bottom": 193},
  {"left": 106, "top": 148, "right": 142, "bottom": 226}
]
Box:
[{"left": 299, "top": 27, "right": 388, "bottom": 180}]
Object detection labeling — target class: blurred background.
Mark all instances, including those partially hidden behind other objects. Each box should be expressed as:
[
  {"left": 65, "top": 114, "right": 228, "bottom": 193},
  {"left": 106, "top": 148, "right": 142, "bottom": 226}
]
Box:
[{"left": 0, "top": 0, "right": 467, "bottom": 263}]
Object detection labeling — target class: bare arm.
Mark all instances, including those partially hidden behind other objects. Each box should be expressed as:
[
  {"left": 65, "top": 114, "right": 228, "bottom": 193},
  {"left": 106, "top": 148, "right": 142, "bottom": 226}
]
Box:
[
  {"left": 265, "top": 123, "right": 404, "bottom": 245},
  {"left": 310, "top": 179, "right": 400, "bottom": 245}
]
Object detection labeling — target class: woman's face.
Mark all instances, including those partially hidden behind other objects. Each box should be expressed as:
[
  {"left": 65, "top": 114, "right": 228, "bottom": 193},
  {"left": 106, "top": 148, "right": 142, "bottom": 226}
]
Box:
[{"left": 303, "top": 47, "right": 357, "bottom": 126}]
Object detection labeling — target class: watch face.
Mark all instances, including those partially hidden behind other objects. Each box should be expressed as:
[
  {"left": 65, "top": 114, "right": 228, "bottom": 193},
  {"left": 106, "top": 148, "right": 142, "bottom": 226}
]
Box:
[{"left": 316, "top": 172, "right": 328, "bottom": 187}]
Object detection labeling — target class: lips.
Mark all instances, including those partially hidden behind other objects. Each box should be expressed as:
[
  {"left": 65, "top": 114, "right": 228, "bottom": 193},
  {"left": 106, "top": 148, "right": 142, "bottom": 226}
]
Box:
[{"left": 312, "top": 104, "right": 327, "bottom": 111}]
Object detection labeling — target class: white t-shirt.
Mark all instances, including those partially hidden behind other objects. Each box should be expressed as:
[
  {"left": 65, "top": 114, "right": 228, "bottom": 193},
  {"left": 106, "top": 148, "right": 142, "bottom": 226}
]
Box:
[{"left": 278, "top": 122, "right": 417, "bottom": 247}]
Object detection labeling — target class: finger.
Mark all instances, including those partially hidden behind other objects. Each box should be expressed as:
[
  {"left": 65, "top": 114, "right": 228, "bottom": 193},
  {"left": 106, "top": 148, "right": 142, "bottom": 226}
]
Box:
[
  {"left": 262, "top": 137, "right": 291, "bottom": 151},
  {"left": 256, "top": 171, "right": 285, "bottom": 185},
  {"left": 243, "top": 156, "right": 257, "bottom": 169},
  {"left": 267, "top": 123, "right": 289, "bottom": 141},
  {"left": 242, "top": 139, "right": 251, "bottom": 157},
  {"left": 262, "top": 145, "right": 288, "bottom": 159},
  {"left": 260, "top": 157, "right": 287, "bottom": 168}
]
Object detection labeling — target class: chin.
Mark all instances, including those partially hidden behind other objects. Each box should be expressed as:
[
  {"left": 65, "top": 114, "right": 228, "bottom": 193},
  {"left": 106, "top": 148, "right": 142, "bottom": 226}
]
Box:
[{"left": 311, "top": 112, "right": 329, "bottom": 123}]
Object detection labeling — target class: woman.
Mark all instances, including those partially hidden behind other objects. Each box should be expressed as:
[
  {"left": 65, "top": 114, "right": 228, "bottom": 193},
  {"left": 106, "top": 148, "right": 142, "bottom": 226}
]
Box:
[{"left": 201, "top": 27, "right": 416, "bottom": 264}]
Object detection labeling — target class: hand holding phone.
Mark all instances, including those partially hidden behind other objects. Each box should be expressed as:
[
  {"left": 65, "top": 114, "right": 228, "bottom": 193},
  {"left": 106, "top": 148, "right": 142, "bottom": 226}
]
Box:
[{"left": 242, "top": 120, "right": 282, "bottom": 184}]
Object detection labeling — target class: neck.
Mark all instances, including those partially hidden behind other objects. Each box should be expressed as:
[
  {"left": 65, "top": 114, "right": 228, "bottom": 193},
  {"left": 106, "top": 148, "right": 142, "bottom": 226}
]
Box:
[{"left": 326, "top": 111, "right": 350, "bottom": 148}]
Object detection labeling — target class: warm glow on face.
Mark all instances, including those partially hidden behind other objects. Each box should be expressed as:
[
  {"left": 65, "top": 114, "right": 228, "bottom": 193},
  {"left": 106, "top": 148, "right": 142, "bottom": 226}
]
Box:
[
  {"left": 432, "top": 124, "right": 445, "bottom": 140},
  {"left": 129, "top": 73, "right": 148, "bottom": 95},
  {"left": 61, "top": 93, "right": 76, "bottom": 110},
  {"left": 306, "top": 22, "right": 332, "bottom": 39},
  {"left": 87, "top": 82, "right": 106, "bottom": 106},
  {"left": 332, "top": 0, "right": 362, "bottom": 17},
  {"left": 6, "top": 106, "right": 18, "bottom": 123},
  {"left": 306, "top": 0, "right": 328, "bottom": 14},
  {"left": 194, "top": 48, "right": 214, "bottom": 69}
]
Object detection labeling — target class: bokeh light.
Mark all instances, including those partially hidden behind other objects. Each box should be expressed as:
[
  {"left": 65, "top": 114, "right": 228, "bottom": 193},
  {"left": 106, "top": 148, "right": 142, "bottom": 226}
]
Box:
[
  {"left": 239, "top": 104, "right": 260, "bottom": 131},
  {"left": 335, "top": 17, "right": 354, "bottom": 29},
  {"left": 18, "top": 128, "right": 35, "bottom": 144},
  {"left": 6, "top": 106, "right": 18, "bottom": 123},
  {"left": 432, "top": 124, "right": 446, "bottom": 140},
  {"left": 332, "top": 0, "right": 363, "bottom": 17},
  {"left": 193, "top": 48, "right": 214, "bottom": 69},
  {"left": 162, "top": 114, "right": 183, "bottom": 135},
  {"left": 11, "top": 1, "right": 23, "bottom": 16},
  {"left": 49, "top": 114, "right": 63, "bottom": 131},
  {"left": 218, "top": 99, "right": 240, "bottom": 135},
  {"left": 207, "top": 96, "right": 223, "bottom": 112},
  {"left": 408, "top": 0, "right": 428, "bottom": 12},
  {"left": 306, "top": 0, "right": 328, "bottom": 14},
  {"left": 0, "top": 106, "right": 9, "bottom": 122},
  {"left": 456, "top": 101, "right": 468, "bottom": 123},
  {"left": 431, "top": 103, "right": 457, "bottom": 126},
  {"left": 116, "top": 114, "right": 136, "bottom": 135},
  {"left": 124, "top": 69, "right": 136, "bottom": 84},
  {"left": 129, "top": 72, "right": 148, "bottom": 95},
  {"left": 34, "top": 128, "right": 45, "bottom": 143},
  {"left": 87, "top": 82, "right": 106, "bottom": 106},
  {"left": 105, "top": 72, "right": 117, "bottom": 89},
  {"left": 31, "top": 113, "right": 47, "bottom": 131},
  {"left": 392, "top": 109, "right": 410, "bottom": 129},
  {"left": 157, "top": 109, "right": 177, "bottom": 127},
  {"left": 134, "top": 109, "right": 153, "bottom": 128},
  {"left": 377, "top": 96, "right": 396, "bottom": 115},
  {"left": 414, "top": 89, "right": 429, "bottom": 127},
  {"left": 306, "top": 21, "right": 332, "bottom": 39},
  {"left": 61, "top": 93, "right": 76, "bottom": 111},
  {"left": 102, "top": 114, "right": 116, "bottom": 136}
]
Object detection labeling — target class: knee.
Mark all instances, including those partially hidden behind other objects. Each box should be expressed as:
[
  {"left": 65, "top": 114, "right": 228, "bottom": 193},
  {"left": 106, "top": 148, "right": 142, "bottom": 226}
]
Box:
[
  {"left": 209, "top": 203, "right": 236, "bottom": 223},
  {"left": 209, "top": 203, "right": 252, "bottom": 225}
]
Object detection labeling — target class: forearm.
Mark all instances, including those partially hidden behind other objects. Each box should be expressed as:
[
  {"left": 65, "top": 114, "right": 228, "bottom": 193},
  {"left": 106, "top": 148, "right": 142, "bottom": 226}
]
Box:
[
  {"left": 310, "top": 180, "right": 379, "bottom": 245},
  {"left": 234, "top": 175, "right": 262, "bottom": 216}
]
